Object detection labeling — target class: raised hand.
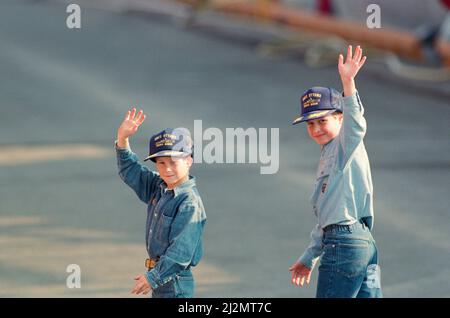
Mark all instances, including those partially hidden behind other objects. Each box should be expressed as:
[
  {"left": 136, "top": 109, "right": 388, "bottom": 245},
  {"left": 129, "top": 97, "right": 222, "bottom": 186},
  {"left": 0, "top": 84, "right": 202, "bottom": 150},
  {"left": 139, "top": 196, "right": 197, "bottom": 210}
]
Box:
[
  {"left": 338, "top": 45, "right": 366, "bottom": 96},
  {"left": 117, "top": 108, "right": 146, "bottom": 141},
  {"left": 338, "top": 45, "right": 367, "bottom": 82}
]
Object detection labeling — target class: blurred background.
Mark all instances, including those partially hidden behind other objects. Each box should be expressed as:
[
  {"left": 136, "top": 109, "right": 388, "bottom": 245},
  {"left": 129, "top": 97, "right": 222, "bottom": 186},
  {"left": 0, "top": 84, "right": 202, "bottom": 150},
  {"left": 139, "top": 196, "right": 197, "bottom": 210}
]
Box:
[{"left": 1, "top": 0, "right": 449, "bottom": 297}]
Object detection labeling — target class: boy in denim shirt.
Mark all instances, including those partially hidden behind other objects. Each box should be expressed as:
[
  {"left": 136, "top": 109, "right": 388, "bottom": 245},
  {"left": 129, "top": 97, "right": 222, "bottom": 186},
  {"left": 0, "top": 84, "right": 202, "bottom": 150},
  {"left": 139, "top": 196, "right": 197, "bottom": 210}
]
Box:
[
  {"left": 289, "top": 45, "right": 382, "bottom": 298},
  {"left": 115, "top": 108, "right": 206, "bottom": 298}
]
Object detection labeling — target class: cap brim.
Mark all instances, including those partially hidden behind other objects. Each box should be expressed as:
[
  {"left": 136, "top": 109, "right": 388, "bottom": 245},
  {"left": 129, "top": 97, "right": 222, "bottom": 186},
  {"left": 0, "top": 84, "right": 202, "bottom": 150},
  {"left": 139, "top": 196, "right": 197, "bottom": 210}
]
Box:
[
  {"left": 143, "top": 150, "right": 190, "bottom": 162},
  {"left": 292, "top": 109, "right": 336, "bottom": 125}
]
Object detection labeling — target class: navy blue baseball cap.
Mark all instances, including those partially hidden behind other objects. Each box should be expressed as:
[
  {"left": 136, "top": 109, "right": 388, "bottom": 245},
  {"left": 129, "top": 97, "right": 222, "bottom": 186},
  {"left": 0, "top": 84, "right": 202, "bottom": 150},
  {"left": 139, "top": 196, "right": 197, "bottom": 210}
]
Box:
[
  {"left": 292, "top": 86, "right": 342, "bottom": 125},
  {"left": 144, "top": 127, "right": 193, "bottom": 162}
]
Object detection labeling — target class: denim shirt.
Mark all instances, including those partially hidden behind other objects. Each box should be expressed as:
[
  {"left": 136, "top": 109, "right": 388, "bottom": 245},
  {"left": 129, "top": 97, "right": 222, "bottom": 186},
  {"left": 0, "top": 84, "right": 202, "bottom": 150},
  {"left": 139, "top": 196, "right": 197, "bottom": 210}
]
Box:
[
  {"left": 115, "top": 144, "right": 206, "bottom": 289},
  {"left": 298, "top": 91, "right": 374, "bottom": 268}
]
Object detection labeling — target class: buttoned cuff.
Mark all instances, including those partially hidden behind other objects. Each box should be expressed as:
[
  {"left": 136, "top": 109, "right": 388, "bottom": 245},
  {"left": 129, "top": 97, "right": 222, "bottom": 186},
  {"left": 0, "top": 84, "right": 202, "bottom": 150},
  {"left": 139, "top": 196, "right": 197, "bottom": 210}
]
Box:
[
  {"left": 298, "top": 251, "right": 319, "bottom": 269},
  {"left": 145, "top": 267, "right": 177, "bottom": 289},
  {"left": 114, "top": 140, "right": 133, "bottom": 158},
  {"left": 145, "top": 269, "right": 161, "bottom": 289}
]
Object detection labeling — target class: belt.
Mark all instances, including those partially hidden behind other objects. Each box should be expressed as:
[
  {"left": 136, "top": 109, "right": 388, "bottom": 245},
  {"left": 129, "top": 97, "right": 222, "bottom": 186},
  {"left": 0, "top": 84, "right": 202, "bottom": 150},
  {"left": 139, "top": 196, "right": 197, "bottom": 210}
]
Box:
[
  {"left": 323, "top": 220, "right": 365, "bottom": 233},
  {"left": 145, "top": 257, "right": 159, "bottom": 271}
]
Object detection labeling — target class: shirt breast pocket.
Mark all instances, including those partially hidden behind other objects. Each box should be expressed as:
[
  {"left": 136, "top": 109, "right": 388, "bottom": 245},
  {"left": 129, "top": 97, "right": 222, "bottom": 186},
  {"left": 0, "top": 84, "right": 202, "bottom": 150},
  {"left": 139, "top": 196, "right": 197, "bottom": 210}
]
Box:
[
  {"left": 316, "top": 155, "right": 335, "bottom": 195},
  {"left": 155, "top": 214, "right": 174, "bottom": 243},
  {"left": 317, "top": 155, "right": 334, "bottom": 179}
]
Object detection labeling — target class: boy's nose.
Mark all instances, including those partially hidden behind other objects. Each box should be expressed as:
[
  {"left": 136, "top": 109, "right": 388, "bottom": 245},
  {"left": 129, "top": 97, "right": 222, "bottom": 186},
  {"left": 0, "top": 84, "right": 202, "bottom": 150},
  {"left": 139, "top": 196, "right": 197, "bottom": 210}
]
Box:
[{"left": 312, "top": 126, "right": 321, "bottom": 134}]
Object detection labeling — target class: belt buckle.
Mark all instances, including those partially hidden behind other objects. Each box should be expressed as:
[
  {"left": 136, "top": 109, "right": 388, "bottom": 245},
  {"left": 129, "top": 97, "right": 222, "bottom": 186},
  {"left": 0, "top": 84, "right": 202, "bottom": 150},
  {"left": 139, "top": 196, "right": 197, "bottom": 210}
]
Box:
[{"left": 145, "top": 258, "right": 157, "bottom": 271}]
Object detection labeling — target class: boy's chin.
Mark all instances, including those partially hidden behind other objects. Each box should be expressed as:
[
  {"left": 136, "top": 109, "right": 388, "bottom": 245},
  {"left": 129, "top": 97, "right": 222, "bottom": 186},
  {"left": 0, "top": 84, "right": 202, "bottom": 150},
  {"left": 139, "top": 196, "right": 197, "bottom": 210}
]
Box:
[
  {"left": 162, "top": 176, "right": 178, "bottom": 185},
  {"left": 315, "top": 137, "right": 333, "bottom": 145},
  {"left": 162, "top": 175, "right": 189, "bottom": 188}
]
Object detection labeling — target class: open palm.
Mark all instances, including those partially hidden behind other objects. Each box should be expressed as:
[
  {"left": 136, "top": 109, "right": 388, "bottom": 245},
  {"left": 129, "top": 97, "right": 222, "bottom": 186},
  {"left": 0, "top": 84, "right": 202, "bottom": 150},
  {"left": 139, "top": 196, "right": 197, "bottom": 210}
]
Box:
[
  {"left": 118, "top": 108, "right": 146, "bottom": 140},
  {"left": 338, "top": 45, "right": 366, "bottom": 81}
]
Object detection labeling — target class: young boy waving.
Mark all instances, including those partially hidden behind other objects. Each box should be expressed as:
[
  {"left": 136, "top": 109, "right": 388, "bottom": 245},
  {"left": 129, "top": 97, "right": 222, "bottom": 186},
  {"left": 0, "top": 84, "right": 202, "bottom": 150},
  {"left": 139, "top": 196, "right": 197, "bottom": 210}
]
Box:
[
  {"left": 116, "top": 109, "right": 206, "bottom": 298},
  {"left": 289, "top": 45, "right": 382, "bottom": 298}
]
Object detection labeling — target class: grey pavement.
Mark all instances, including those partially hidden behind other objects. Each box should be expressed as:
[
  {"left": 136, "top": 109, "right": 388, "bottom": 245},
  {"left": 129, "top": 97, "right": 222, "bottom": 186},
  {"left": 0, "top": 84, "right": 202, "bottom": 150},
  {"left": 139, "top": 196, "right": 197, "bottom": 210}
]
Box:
[{"left": 1, "top": 0, "right": 450, "bottom": 297}]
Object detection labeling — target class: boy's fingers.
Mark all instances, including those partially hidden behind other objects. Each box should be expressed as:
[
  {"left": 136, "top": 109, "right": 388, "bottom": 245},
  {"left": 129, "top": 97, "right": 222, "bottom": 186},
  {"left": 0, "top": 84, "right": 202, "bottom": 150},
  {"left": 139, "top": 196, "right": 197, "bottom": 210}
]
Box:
[
  {"left": 130, "top": 108, "right": 136, "bottom": 120},
  {"left": 134, "top": 283, "right": 143, "bottom": 294},
  {"left": 135, "top": 110, "right": 143, "bottom": 122},
  {"left": 136, "top": 114, "right": 146, "bottom": 126},
  {"left": 346, "top": 45, "right": 352, "bottom": 62},
  {"left": 140, "top": 114, "right": 146, "bottom": 125},
  {"left": 125, "top": 110, "right": 131, "bottom": 121},
  {"left": 354, "top": 45, "right": 361, "bottom": 62},
  {"left": 338, "top": 54, "right": 344, "bottom": 65},
  {"left": 359, "top": 56, "right": 367, "bottom": 68},
  {"left": 140, "top": 284, "right": 148, "bottom": 294}
]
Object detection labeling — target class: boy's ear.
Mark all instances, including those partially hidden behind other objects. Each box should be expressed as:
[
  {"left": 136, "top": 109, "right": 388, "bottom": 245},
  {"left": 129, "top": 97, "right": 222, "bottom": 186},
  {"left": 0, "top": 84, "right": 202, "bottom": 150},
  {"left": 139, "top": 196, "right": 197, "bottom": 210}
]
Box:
[
  {"left": 186, "top": 156, "right": 193, "bottom": 168},
  {"left": 335, "top": 113, "right": 343, "bottom": 124}
]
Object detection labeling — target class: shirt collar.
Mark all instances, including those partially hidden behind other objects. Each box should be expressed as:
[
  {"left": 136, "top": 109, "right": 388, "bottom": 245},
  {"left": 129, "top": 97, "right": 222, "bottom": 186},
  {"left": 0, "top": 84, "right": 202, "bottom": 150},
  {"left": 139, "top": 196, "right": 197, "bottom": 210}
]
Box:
[
  {"left": 321, "top": 135, "right": 337, "bottom": 152},
  {"left": 159, "top": 176, "right": 196, "bottom": 197}
]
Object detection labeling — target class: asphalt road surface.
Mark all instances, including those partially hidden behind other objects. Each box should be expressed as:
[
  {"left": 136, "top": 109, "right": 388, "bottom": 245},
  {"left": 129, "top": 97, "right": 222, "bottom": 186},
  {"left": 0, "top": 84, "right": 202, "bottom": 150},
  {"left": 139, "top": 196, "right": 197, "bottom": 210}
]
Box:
[{"left": 1, "top": 1, "right": 449, "bottom": 297}]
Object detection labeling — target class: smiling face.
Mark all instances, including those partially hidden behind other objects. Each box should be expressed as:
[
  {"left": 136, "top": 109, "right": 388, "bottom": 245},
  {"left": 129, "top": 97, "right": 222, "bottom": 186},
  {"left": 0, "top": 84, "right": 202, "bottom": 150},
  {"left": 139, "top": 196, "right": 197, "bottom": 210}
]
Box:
[
  {"left": 155, "top": 155, "right": 193, "bottom": 189},
  {"left": 306, "top": 113, "right": 343, "bottom": 145}
]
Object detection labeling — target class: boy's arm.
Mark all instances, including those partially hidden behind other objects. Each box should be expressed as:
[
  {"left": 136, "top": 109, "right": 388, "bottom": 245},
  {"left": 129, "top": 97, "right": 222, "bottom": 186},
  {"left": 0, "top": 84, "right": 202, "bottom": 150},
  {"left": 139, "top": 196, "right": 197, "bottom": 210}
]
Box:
[
  {"left": 116, "top": 108, "right": 159, "bottom": 203},
  {"left": 116, "top": 144, "right": 159, "bottom": 203},
  {"left": 298, "top": 224, "right": 323, "bottom": 269},
  {"left": 289, "top": 224, "right": 323, "bottom": 287},
  {"left": 338, "top": 45, "right": 368, "bottom": 168},
  {"left": 145, "top": 199, "right": 206, "bottom": 289}
]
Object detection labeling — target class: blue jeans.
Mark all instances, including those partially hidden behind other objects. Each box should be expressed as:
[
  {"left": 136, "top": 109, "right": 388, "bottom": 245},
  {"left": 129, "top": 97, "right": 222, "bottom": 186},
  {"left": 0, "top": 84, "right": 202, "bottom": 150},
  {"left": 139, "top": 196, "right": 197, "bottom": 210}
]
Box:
[
  {"left": 316, "top": 221, "right": 382, "bottom": 298},
  {"left": 151, "top": 269, "right": 194, "bottom": 298}
]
